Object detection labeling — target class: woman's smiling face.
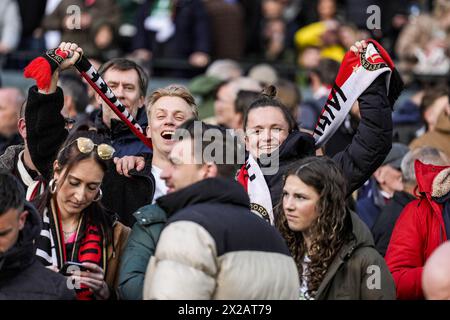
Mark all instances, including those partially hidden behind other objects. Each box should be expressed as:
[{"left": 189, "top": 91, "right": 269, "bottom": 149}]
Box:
[{"left": 245, "top": 106, "right": 290, "bottom": 158}]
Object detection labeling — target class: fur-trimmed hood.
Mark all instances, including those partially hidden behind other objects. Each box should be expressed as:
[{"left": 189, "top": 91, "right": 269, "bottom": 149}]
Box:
[
  {"left": 415, "top": 160, "right": 450, "bottom": 198},
  {"left": 432, "top": 166, "right": 450, "bottom": 198}
]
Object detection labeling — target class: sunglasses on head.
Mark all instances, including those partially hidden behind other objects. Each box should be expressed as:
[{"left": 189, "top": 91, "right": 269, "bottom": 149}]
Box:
[{"left": 59, "top": 137, "right": 116, "bottom": 160}]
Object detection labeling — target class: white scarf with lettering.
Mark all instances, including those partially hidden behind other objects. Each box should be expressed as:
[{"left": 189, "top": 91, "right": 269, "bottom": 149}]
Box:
[{"left": 238, "top": 39, "right": 402, "bottom": 225}]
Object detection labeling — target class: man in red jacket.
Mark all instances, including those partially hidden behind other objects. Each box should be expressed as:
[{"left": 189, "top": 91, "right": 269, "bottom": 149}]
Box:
[{"left": 385, "top": 160, "right": 450, "bottom": 299}]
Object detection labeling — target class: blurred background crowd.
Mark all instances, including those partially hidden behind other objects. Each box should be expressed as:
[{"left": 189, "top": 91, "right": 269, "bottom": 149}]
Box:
[{"left": 1, "top": 0, "right": 449, "bottom": 155}]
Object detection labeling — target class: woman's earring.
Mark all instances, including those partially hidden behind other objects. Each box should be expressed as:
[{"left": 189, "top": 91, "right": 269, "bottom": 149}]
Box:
[
  {"left": 93, "top": 189, "right": 103, "bottom": 202},
  {"left": 49, "top": 179, "right": 58, "bottom": 194}
]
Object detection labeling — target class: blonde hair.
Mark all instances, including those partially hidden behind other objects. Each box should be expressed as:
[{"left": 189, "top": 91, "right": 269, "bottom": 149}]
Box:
[{"left": 146, "top": 84, "right": 198, "bottom": 119}]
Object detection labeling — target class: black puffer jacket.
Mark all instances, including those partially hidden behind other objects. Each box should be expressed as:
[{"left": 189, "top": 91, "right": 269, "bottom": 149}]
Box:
[
  {"left": 0, "top": 203, "right": 75, "bottom": 300},
  {"left": 264, "top": 74, "right": 393, "bottom": 209}
]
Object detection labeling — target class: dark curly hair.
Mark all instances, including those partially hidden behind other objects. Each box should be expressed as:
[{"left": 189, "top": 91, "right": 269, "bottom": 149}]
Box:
[{"left": 275, "top": 156, "right": 352, "bottom": 298}]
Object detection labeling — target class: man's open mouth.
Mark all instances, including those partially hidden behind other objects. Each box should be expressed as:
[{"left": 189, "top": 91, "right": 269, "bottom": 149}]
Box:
[{"left": 161, "top": 130, "right": 175, "bottom": 140}]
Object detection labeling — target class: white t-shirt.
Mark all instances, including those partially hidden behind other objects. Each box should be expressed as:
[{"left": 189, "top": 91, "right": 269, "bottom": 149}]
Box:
[{"left": 151, "top": 165, "right": 168, "bottom": 204}]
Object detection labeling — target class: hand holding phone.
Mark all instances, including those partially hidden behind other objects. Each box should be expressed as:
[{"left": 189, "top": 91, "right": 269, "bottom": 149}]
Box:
[
  {"left": 68, "top": 262, "right": 110, "bottom": 300},
  {"left": 59, "top": 261, "right": 89, "bottom": 276}
]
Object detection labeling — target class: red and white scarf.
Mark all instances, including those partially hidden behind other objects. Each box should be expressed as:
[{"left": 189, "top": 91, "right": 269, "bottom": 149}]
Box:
[
  {"left": 35, "top": 198, "right": 106, "bottom": 300},
  {"left": 238, "top": 39, "right": 402, "bottom": 225}
]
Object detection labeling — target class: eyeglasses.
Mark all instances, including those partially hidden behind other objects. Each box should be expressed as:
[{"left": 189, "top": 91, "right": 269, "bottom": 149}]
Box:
[{"left": 59, "top": 137, "right": 116, "bottom": 160}]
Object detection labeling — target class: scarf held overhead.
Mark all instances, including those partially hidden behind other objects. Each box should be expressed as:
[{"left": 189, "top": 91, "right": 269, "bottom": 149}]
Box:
[
  {"left": 23, "top": 49, "right": 153, "bottom": 150},
  {"left": 238, "top": 39, "right": 403, "bottom": 225},
  {"left": 313, "top": 39, "right": 400, "bottom": 147}
]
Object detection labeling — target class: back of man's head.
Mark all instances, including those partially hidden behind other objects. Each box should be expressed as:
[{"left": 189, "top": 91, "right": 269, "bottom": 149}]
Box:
[
  {"left": 312, "top": 58, "right": 340, "bottom": 86},
  {"left": 175, "top": 119, "right": 244, "bottom": 179},
  {"left": 0, "top": 171, "right": 25, "bottom": 216},
  {"left": 275, "top": 79, "right": 302, "bottom": 119},
  {"left": 0, "top": 171, "right": 26, "bottom": 254},
  {"left": 59, "top": 74, "right": 89, "bottom": 116},
  {"left": 235, "top": 90, "right": 261, "bottom": 119},
  {"left": 423, "top": 241, "right": 450, "bottom": 300}
]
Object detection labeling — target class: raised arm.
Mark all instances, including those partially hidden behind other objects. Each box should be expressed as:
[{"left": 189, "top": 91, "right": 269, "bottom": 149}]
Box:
[
  {"left": 332, "top": 72, "right": 392, "bottom": 196},
  {"left": 25, "top": 43, "right": 84, "bottom": 180},
  {"left": 326, "top": 40, "right": 394, "bottom": 196}
]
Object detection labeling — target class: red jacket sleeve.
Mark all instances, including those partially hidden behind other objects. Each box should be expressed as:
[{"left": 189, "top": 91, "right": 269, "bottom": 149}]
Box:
[{"left": 385, "top": 200, "right": 425, "bottom": 299}]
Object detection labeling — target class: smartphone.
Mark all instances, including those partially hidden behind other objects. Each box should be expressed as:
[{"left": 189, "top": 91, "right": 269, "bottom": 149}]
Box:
[{"left": 59, "top": 261, "right": 89, "bottom": 276}]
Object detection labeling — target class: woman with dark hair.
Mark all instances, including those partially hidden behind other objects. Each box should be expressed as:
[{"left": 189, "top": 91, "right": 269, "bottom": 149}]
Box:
[
  {"left": 33, "top": 130, "right": 130, "bottom": 300},
  {"left": 239, "top": 41, "right": 395, "bottom": 225},
  {"left": 276, "top": 156, "right": 395, "bottom": 300}
]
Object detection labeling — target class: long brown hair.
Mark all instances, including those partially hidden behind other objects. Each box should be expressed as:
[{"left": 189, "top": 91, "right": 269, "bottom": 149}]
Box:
[
  {"left": 275, "top": 156, "right": 352, "bottom": 298},
  {"left": 35, "top": 130, "right": 114, "bottom": 245}
]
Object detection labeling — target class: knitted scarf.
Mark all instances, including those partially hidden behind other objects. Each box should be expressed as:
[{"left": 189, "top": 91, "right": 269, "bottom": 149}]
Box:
[
  {"left": 237, "top": 39, "right": 404, "bottom": 225},
  {"left": 35, "top": 197, "right": 106, "bottom": 300}
]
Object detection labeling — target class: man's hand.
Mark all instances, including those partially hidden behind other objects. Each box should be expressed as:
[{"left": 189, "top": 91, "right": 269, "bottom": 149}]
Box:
[
  {"left": 58, "top": 42, "right": 83, "bottom": 71},
  {"left": 113, "top": 156, "right": 146, "bottom": 177},
  {"left": 38, "top": 42, "right": 84, "bottom": 94},
  {"left": 350, "top": 40, "right": 368, "bottom": 55}
]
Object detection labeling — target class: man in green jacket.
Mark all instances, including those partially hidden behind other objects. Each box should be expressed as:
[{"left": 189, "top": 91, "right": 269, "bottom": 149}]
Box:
[{"left": 117, "top": 202, "right": 169, "bottom": 300}]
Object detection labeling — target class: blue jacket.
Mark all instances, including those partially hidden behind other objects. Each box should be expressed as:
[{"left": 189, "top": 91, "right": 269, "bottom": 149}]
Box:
[
  {"left": 356, "top": 184, "right": 389, "bottom": 229},
  {"left": 94, "top": 106, "right": 151, "bottom": 158}
]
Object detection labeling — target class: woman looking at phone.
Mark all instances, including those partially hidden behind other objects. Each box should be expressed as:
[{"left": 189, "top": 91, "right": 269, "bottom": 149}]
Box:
[{"left": 33, "top": 130, "right": 130, "bottom": 300}]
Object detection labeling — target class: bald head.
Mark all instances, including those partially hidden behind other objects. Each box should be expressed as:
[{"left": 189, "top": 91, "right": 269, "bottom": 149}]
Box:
[
  {"left": 0, "top": 88, "right": 25, "bottom": 136},
  {"left": 422, "top": 241, "right": 450, "bottom": 300}
]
